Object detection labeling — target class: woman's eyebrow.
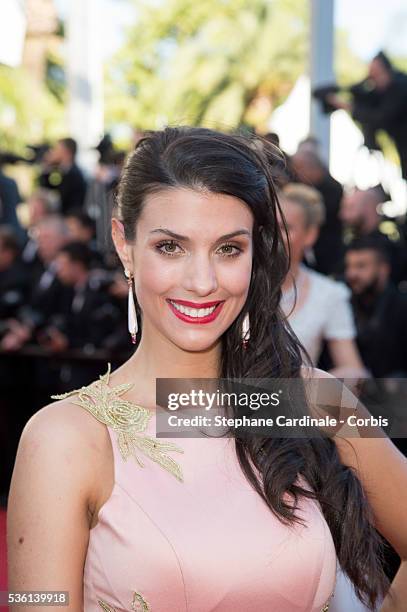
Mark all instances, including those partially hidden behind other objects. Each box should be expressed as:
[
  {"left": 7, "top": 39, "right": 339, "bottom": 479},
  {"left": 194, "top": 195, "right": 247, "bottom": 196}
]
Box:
[{"left": 150, "top": 228, "right": 251, "bottom": 241}]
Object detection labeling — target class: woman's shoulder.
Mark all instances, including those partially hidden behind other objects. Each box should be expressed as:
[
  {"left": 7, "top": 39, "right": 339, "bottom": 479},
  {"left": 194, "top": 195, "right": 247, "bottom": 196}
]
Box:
[
  {"left": 9, "top": 380, "right": 116, "bottom": 547},
  {"left": 300, "top": 364, "right": 337, "bottom": 383},
  {"left": 23, "top": 393, "right": 109, "bottom": 450},
  {"left": 299, "top": 365, "right": 345, "bottom": 412},
  {"left": 26, "top": 366, "right": 116, "bottom": 444},
  {"left": 18, "top": 376, "right": 113, "bottom": 506}
]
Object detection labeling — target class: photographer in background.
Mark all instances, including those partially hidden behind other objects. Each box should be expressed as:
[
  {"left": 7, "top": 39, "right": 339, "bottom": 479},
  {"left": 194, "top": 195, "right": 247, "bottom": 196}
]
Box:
[
  {"left": 325, "top": 52, "right": 407, "bottom": 180},
  {"left": 39, "top": 137, "right": 87, "bottom": 215}
]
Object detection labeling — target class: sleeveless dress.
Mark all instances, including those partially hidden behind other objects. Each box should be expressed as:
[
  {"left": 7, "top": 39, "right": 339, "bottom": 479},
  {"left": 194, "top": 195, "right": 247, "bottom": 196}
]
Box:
[{"left": 52, "top": 366, "right": 337, "bottom": 612}]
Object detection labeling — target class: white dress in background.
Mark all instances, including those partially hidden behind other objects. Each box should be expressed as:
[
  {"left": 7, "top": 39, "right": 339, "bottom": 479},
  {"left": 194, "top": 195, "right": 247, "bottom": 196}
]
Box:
[{"left": 281, "top": 264, "right": 356, "bottom": 365}]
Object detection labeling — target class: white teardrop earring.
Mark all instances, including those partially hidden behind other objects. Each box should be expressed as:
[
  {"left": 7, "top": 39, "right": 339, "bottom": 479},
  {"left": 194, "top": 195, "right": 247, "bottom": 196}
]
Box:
[
  {"left": 125, "top": 269, "right": 138, "bottom": 344},
  {"left": 242, "top": 312, "right": 250, "bottom": 348}
]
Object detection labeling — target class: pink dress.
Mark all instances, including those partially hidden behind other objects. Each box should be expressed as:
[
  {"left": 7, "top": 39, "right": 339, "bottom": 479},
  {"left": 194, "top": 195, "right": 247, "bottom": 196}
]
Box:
[{"left": 55, "top": 368, "right": 337, "bottom": 611}]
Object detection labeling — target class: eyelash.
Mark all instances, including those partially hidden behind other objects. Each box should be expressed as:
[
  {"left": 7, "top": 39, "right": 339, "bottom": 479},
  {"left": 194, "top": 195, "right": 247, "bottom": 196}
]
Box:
[{"left": 155, "top": 240, "right": 242, "bottom": 258}]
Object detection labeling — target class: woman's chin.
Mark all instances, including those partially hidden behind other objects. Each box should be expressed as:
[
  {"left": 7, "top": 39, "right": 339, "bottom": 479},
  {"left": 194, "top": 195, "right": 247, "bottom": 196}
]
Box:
[{"left": 168, "top": 331, "right": 222, "bottom": 353}]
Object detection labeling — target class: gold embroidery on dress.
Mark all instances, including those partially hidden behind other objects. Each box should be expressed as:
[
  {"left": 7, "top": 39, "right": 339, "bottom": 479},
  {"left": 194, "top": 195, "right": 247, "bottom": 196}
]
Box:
[
  {"left": 98, "top": 600, "right": 116, "bottom": 612},
  {"left": 132, "top": 590, "right": 151, "bottom": 611},
  {"left": 51, "top": 364, "right": 184, "bottom": 482},
  {"left": 97, "top": 590, "right": 151, "bottom": 612},
  {"left": 320, "top": 588, "right": 334, "bottom": 612}
]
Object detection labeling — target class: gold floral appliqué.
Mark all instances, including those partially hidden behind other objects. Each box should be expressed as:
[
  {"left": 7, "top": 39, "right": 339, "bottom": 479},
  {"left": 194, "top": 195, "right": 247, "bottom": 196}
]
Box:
[
  {"left": 98, "top": 590, "right": 151, "bottom": 611},
  {"left": 51, "top": 364, "right": 184, "bottom": 482}
]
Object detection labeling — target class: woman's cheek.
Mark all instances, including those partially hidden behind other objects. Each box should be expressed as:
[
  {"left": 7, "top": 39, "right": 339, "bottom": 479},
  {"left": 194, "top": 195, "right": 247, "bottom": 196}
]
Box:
[
  {"left": 134, "top": 254, "right": 176, "bottom": 303},
  {"left": 218, "top": 258, "right": 252, "bottom": 297}
]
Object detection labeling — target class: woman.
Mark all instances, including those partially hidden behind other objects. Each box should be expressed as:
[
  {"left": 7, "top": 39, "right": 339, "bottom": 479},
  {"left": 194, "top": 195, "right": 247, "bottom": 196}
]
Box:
[
  {"left": 7, "top": 127, "right": 407, "bottom": 611},
  {"left": 279, "top": 183, "right": 366, "bottom": 378}
]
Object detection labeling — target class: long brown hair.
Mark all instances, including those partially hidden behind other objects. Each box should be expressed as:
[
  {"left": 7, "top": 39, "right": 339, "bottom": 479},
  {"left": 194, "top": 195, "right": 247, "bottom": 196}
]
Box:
[{"left": 117, "top": 126, "right": 390, "bottom": 609}]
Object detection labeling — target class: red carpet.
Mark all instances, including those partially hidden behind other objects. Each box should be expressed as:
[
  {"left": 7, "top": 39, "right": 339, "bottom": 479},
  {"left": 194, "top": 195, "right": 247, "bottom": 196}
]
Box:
[{"left": 0, "top": 509, "right": 7, "bottom": 591}]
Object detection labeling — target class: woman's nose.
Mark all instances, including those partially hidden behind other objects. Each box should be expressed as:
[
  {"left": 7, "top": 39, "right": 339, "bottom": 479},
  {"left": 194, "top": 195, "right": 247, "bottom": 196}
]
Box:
[{"left": 182, "top": 252, "right": 218, "bottom": 296}]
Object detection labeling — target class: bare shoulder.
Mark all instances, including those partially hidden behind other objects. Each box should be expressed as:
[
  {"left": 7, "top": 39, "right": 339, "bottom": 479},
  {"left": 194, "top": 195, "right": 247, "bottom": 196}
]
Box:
[
  {"left": 299, "top": 367, "right": 407, "bottom": 560},
  {"left": 20, "top": 395, "right": 111, "bottom": 472},
  {"left": 23, "top": 394, "right": 109, "bottom": 448},
  {"left": 7, "top": 396, "right": 114, "bottom": 601},
  {"left": 300, "top": 365, "right": 403, "bottom": 469},
  {"left": 15, "top": 394, "right": 113, "bottom": 520},
  {"left": 299, "top": 365, "right": 334, "bottom": 380}
]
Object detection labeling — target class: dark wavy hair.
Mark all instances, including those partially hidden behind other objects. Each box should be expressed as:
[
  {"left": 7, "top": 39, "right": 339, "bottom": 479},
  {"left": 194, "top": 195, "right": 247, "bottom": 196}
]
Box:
[{"left": 117, "top": 126, "right": 390, "bottom": 608}]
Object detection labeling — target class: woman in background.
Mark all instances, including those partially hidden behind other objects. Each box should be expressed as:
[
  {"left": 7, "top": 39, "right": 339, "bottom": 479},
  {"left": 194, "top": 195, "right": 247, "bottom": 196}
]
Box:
[{"left": 279, "top": 183, "right": 366, "bottom": 378}]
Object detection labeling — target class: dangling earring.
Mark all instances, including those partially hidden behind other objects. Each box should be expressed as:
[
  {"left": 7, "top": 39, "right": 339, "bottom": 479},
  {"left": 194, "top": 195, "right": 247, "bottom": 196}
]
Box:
[
  {"left": 242, "top": 312, "right": 250, "bottom": 348},
  {"left": 125, "top": 269, "right": 138, "bottom": 344}
]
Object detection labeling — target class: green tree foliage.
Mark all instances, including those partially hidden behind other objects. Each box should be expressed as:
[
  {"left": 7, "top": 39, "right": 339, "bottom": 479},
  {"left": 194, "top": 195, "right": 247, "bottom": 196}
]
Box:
[
  {"left": 0, "top": 64, "right": 64, "bottom": 153},
  {"left": 106, "top": 0, "right": 309, "bottom": 132},
  {"left": 0, "top": 15, "right": 66, "bottom": 154}
]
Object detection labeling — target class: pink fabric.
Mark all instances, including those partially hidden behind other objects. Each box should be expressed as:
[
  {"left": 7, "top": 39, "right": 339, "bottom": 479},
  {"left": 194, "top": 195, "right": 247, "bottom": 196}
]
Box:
[{"left": 83, "top": 414, "right": 336, "bottom": 611}]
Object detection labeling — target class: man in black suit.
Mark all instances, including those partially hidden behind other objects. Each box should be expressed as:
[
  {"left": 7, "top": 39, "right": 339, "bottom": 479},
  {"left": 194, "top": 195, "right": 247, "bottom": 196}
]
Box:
[
  {"left": 39, "top": 138, "right": 87, "bottom": 215},
  {"left": 291, "top": 149, "right": 344, "bottom": 275},
  {"left": 47, "top": 241, "right": 127, "bottom": 388},
  {"left": 339, "top": 186, "right": 406, "bottom": 283},
  {"left": 50, "top": 242, "right": 120, "bottom": 351},
  {"left": 345, "top": 238, "right": 407, "bottom": 378}
]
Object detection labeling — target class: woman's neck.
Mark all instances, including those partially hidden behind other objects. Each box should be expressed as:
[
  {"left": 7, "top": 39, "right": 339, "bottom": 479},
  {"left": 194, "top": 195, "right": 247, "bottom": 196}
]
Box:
[
  {"left": 130, "top": 333, "right": 221, "bottom": 380},
  {"left": 111, "top": 326, "right": 222, "bottom": 408}
]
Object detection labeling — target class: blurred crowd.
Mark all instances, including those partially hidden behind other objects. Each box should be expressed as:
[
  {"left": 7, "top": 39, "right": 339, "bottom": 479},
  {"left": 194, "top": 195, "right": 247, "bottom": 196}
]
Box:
[
  {"left": 1, "top": 130, "right": 407, "bottom": 379},
  {"left": 1, "top": 130, "right": 407, "bottom": 375},
  {"left": 1, "top": 126, "right": 407, "bottom": 501},
  {"left": 272, "top": 135, "right": 407, "bottom": 381},
  {"left": 0, "top": 136, "right": 131, "bottom": 371}
]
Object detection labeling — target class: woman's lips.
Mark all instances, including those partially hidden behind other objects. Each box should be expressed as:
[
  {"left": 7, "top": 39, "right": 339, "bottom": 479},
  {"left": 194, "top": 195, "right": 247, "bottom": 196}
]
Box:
[{"left": 166, "top": 299, "right": 225, "bottom": 324}]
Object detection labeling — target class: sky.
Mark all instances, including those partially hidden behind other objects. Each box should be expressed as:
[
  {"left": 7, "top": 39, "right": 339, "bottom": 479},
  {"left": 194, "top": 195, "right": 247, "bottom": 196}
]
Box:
[
  {"left": 55, "top": 0, "right": 407, "bottom": 62},
  {"left": 55, "top": 0, "right": 135, "bottom": 59},
  {"left": 335, "top": 0, "right": 407, "bottom": 59}
]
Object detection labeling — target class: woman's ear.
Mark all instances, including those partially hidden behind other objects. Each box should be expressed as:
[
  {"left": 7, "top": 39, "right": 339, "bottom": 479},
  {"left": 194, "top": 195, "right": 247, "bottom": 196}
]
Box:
[{"left": 111, "top": 217, "right": 133, "bottom": 272}]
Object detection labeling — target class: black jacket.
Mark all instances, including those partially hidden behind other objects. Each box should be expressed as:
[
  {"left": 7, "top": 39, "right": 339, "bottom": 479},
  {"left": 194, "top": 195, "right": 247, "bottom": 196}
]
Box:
[
  {"left": 0, "top": 171, "right": 25, "bottom": 243},
  {"left": 351, "top": 283, "right": 407, "bottom": 377},
  {"left": 351, "top": 71, "right": 407, "bottom": 179},
  {"left": 312, "top": 173, "right": 344, "bottom": 276},
  {"left": 39, "top": 163, "right": 87, "bottom": 214}
]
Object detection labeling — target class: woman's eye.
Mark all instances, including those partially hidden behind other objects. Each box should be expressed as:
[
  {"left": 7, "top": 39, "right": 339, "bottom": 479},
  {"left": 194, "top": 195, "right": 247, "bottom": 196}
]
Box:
[
  {"left": 217, "top": 243, "right": 242, "bottom": 257},
  {"left": 155, "top": 241, "right": 242, "bottom": 257},
  {"left": 156, "top": 240, "right": 184, "bottom": 256}
]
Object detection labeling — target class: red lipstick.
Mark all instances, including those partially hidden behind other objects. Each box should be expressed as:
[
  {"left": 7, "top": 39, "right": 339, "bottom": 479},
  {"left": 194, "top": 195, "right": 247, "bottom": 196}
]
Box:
[{"left": 166, "top": 299, "right": 224, "bottom": 324}]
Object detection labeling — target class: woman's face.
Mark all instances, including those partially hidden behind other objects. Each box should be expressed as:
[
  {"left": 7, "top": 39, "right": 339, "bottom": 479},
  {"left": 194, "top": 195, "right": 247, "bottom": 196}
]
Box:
[
  {"left": 115, "top": 188, "right": 254, "bottom": 352},
  {"left": 278, "top": 199, "right": 318, "bottom": 265}
]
